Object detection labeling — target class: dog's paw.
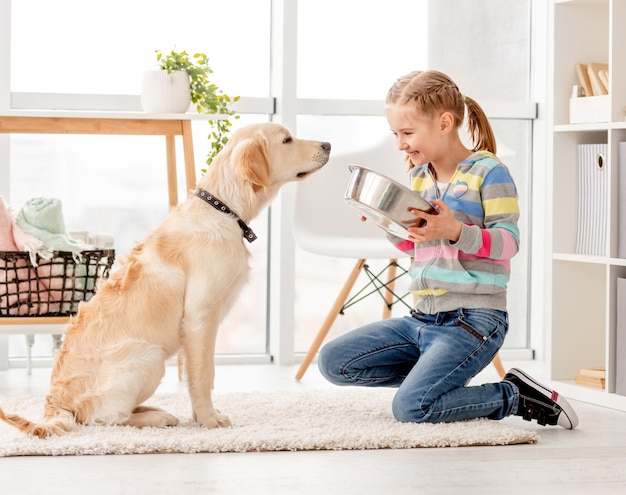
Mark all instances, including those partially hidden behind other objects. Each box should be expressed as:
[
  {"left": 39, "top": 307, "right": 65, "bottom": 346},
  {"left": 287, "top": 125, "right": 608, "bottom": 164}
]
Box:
[
  {"left": 194, "top": 410, "right": 231, "bottom": 428},
  {"left": 214, "top": 411, "right": 231, "bottom": 428},
  {"left": 123, "top": 409, "right": 180, "bottom": 428},
  {"left": 158, "top": 412, "right": 180, "bottom": 427}
]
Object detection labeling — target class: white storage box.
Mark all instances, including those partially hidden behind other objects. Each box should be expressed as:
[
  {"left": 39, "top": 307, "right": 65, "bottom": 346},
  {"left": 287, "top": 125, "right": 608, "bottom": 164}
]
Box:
[{"left": 569, "top": 95, "right": 610, "bottom": 124}]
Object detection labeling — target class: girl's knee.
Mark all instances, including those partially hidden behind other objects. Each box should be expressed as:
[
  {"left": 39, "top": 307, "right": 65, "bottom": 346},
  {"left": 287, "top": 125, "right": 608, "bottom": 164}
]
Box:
[
  {"left": 392, "top": 390, "right": 428, "bottom": 423},
  {"left": 317, "top": 343, "right": 343, "bottom": 384}
]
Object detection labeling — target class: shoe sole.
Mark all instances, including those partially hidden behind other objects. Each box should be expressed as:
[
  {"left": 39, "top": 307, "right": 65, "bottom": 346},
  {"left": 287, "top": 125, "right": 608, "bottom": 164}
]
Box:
[{"left": 507, "top": 367, "right": 579, "bottom": 429}]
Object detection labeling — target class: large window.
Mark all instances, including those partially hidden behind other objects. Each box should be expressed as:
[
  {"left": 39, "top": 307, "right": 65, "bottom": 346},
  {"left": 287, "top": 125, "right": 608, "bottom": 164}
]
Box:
[
  {"left": 10, "top": 0, "right": 271, "bottom": 97},
  {"left": 1, "top": 0, "right": 534, "bottom": 366}
]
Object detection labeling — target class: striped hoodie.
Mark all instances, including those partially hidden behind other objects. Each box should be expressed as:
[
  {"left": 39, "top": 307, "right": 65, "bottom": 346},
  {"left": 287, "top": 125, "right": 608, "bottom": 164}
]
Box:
[{"left": 387, "top": 151, "right": 520, "bottom": 314}]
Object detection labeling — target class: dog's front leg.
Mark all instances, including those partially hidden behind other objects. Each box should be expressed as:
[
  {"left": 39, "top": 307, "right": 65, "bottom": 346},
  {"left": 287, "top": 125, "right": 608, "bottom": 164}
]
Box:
[{"left": 182, "top": 318, "right": 231, "bottom": 428}]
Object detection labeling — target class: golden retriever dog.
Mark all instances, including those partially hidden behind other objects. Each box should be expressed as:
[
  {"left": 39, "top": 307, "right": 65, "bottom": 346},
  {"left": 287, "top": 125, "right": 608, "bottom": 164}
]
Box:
[{"left": 0, "top": 123, "right": 331, "bottom": 438}]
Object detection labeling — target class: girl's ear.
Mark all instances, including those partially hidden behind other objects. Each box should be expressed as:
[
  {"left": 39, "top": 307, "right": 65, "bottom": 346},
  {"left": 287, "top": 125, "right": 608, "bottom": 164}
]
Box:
[{"left": 439, "top": 111, "right": 455, "bottom": 133}]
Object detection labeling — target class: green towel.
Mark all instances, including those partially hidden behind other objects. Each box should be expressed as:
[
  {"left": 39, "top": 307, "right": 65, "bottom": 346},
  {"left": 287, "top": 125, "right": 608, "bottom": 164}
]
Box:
[
  {"left": 11, "top": 197, "right": 106, "bottom": 312},
  {"left": 15, "top": 197, "right": 93, "bottom": 255}
]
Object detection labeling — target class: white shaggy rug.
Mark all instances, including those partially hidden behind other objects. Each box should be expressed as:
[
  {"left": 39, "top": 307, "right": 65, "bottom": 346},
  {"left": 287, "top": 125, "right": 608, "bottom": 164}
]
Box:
[{"left": 0, "top": 388, "right": 538, "bottom": 456}]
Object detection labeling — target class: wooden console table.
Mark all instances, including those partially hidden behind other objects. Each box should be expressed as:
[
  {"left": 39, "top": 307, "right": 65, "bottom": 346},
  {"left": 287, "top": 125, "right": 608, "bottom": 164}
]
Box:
[
  {"left": 0, "top": 110, "right": 208, "bottom": 371},
  {"left": 0, "top": 110, "right": 204, "bottom": 209}
]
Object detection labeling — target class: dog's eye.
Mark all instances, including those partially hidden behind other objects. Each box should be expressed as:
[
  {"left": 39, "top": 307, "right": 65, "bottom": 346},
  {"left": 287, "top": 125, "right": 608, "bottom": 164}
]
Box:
[{"left": 283, "top": 136, "right": 292, "bottom": 144}]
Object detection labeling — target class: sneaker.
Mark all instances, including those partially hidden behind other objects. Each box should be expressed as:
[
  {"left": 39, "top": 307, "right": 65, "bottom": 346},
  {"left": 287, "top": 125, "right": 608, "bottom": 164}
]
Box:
[{"left": 503, "top": 367, "right": 579, "bottom": 429}]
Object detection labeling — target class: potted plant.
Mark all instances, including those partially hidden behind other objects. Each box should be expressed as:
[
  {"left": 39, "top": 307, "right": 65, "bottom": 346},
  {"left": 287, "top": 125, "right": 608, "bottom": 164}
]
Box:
[{"left": 141, "top": 49, "right": 240, "bottom": 166}]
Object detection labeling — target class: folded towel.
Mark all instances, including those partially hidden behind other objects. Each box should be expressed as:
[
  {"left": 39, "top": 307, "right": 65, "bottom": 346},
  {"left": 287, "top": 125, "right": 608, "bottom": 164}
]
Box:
[{"left": 15, "top": 197, "right": 93, "bottom": 255}]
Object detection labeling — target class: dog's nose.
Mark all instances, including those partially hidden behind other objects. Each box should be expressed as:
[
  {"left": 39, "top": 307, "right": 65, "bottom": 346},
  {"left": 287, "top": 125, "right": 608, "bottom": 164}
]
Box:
[{"left": 321, "top": 142, "right": 331, "bottom": 152}]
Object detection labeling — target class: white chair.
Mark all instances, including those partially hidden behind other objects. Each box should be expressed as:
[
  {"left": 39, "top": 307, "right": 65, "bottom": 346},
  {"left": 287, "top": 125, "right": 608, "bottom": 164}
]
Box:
[
  {"left": 293, "top": 136, "right": 414, "bottom": 380},
  {"left": 292, "top": 136, "right": 506, "bottom": 381}
]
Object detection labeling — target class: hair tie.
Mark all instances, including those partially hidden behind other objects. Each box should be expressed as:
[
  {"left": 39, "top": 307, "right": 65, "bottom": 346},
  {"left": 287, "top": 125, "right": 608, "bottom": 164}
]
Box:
[{"left": 462, "top": 94, "right": 467, "bottom": 102}]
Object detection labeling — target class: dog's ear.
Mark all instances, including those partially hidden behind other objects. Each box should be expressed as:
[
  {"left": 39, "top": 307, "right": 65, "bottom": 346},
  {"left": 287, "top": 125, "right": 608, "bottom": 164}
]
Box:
[{"left": 233, "top": 134, "right": 270, "bottom": 190}]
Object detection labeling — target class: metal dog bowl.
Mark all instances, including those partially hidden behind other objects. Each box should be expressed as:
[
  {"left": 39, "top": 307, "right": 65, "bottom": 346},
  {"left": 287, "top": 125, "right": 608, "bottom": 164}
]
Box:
[{"left": 344, "top": 165, "right": 437, "bottom": 240}]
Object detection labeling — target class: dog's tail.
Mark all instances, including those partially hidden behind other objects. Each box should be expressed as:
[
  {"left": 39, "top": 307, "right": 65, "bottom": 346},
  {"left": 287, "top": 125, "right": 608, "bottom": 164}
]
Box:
[{"left": 0, "top": 406, "right": 76, "bottom": 438}]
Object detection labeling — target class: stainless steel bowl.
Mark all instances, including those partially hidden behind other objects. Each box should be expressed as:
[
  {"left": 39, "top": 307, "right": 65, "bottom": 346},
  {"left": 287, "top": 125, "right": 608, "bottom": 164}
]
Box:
[{"left": 344, "top": 165, "right": 437, "bottom": 240}]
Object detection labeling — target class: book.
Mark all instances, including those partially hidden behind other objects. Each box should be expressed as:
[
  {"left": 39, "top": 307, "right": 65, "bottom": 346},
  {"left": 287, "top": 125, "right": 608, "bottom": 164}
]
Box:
[
  {"left": 598, "top": 69, "right": 609, "bottom": 93},
  {"left": 575, "top": 375, "right": 605, "bottom": 389},
  {"left": 575, "top": 63, "right": 592, "bottom": 97},
  {"left": 587, "top": 62, "right": 609, "bottom": 96}
]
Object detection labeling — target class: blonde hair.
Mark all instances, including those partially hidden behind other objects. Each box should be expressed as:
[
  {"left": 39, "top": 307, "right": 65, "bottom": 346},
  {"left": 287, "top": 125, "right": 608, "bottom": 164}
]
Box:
[{"left": 385, "top": 70, "right": 497, "bottom": 156}]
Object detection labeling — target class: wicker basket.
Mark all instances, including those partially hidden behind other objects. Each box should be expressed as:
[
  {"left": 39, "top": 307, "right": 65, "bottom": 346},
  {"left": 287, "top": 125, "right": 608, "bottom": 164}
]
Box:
[{"left": 0, "top": 249, "right": 115, "bottom": 317}]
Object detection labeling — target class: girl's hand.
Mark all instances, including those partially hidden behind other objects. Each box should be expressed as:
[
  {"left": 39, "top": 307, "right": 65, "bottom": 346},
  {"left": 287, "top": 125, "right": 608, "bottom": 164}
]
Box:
[{"left": 406, "top": 199, "right": 462, "bottom": 243}]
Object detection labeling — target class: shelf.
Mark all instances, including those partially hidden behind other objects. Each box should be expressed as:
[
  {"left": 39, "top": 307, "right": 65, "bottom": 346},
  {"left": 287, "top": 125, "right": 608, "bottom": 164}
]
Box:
[
  {"left": 552, "top": 253, "right": 610, "bottom": 264},
  {"left": 549, "top": 0, "right": 626, "bottom": 411},
  {"left": 554, "top": 122, "right": 626, "bottom": 132},
  {"left": 0, "top": 316, "right": 70, "bottom": 326},
  {"left": 554, "top": 123, "right": 610, "bottom": 132},
  {"left": 554, "top": 0, "right": 607, "bottom": 5}
]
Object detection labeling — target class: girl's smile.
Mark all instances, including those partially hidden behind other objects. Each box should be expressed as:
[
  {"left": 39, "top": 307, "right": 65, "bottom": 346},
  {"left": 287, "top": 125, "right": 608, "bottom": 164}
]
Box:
[{"left": 407, "top": 149, "right": 424, "bottom": 164}]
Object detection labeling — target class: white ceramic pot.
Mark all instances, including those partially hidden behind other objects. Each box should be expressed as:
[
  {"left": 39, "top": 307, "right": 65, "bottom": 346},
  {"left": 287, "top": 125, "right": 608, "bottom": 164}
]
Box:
[{"left": 140, "top": 70, "right": 191, "bottom": 113}]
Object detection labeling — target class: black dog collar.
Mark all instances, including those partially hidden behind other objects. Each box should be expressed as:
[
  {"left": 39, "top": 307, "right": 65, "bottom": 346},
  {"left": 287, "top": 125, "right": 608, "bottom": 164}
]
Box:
[{"left": 195, "top": 189, "right": 257, "bottom": 243}]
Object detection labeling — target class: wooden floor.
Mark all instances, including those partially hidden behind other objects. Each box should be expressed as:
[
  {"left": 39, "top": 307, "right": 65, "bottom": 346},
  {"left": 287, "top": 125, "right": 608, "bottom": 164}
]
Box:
[{"left": 1, "top": 361, "right": 626, "bottom": 495}]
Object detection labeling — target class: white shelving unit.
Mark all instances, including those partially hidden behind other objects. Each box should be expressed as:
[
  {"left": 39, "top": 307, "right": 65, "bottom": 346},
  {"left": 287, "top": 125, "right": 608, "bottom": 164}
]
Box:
[{"left": 548, "top": 0, "right": 626, "bottom": 410}]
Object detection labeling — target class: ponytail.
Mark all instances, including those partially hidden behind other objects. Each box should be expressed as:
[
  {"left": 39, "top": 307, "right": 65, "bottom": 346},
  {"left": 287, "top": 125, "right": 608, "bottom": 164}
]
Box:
[{"left": 464, "top": 95, "right": 497, "bottom": 154}]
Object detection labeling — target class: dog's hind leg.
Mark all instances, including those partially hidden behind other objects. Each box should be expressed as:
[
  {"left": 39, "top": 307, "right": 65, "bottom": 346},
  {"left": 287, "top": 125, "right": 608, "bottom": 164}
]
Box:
[
  {"left": 123, "top": 406, "right": 179, "bottom": 428},
  {"left": 87, "top": 341, "right": 169, "bottom": 426}
]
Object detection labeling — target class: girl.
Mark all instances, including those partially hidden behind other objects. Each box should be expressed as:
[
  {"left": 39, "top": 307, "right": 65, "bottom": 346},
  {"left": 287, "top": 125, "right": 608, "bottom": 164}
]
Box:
[{"left": 318, "top": 70, "right": 578, "bottom": 429}]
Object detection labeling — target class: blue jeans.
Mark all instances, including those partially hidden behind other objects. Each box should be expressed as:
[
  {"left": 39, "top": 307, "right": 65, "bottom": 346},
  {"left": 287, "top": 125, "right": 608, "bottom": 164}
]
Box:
[{"left": 318, "top": 308, "right": 518, "bottom": 423}]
